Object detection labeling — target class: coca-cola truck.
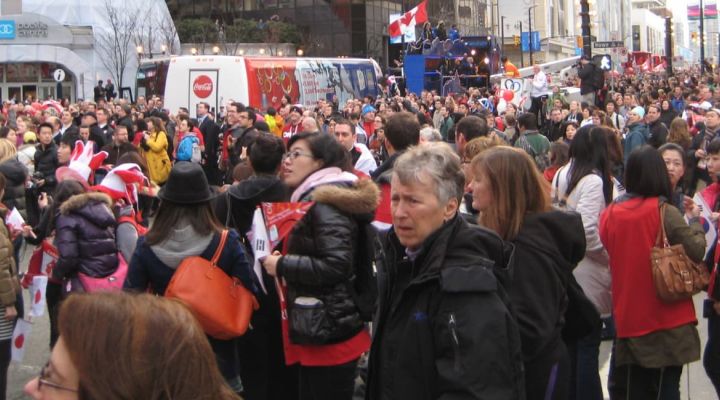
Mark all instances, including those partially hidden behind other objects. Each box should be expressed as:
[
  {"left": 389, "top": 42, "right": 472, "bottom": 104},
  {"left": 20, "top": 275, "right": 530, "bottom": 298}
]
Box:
[{"left": 136, "top": 55, "right": 382, "bottom": 117}]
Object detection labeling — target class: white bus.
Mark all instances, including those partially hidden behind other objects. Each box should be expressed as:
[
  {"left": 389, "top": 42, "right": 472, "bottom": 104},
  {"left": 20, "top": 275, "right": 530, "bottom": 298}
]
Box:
[{"left": 136, "top": 55, "right": 382, "bottom": 117}]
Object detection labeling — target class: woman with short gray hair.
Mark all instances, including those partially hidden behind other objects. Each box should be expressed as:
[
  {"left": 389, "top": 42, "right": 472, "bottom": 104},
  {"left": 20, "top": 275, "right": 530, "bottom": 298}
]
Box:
[{"left": 366, "top": 143, "right": 525, "bottom": 400}]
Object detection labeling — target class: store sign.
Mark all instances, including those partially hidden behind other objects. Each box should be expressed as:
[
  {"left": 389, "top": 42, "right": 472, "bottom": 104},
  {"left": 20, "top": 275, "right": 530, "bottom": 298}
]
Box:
[
  {"left": 17, "top": 22, "right": 48, "bottom": 38},
  {"left": 0, "top": 21, "right": 15, "bottom": 39}
]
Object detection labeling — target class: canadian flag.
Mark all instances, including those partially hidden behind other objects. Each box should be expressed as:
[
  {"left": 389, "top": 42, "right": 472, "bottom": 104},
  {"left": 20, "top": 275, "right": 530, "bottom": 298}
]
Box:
[{"left": 388, "top": 1, "right": 428, "bottom": 38}]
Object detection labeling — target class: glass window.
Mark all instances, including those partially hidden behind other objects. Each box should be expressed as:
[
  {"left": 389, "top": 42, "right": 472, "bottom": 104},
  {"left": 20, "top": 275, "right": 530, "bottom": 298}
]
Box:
[{"left": 6, "top": 63, "right": 39, "bottom": 83}]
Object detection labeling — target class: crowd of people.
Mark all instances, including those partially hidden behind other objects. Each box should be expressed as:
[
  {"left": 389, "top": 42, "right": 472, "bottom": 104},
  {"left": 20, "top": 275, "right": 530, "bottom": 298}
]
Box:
[{"left": 0, "top": 61, "right": 717, "bottom": 400}]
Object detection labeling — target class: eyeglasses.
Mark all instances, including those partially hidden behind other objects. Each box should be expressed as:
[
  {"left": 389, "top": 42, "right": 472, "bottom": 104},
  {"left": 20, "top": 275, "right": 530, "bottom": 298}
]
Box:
[
  {"left": 283, "top": 150, "right": 314, "bottom": 161},
  {"left": 37, "top": 363, "right": 79, "bottom": 393}
]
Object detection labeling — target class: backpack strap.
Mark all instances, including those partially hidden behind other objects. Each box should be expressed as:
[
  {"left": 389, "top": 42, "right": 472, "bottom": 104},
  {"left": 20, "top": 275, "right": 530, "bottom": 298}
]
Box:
[{"left": 211, "top": 230, "right": 229, "bottom": 265}]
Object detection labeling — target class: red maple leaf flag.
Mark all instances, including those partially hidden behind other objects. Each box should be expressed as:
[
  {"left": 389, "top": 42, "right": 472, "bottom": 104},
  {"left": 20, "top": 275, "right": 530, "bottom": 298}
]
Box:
[{"left": 388, "top": 0, "right": 428, "bottom": 38}]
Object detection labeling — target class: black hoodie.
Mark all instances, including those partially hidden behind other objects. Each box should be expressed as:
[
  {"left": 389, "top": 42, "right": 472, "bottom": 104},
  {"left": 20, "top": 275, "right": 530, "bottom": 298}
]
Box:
[
  {"left": 214, "top": 175, "right": 288, "bottom": 235},
  {"left": 509, "top": 210, "right": 586, "bottom": 396},
  {"left": 0, "top": 158, "right": 28, "bottom": 219}
]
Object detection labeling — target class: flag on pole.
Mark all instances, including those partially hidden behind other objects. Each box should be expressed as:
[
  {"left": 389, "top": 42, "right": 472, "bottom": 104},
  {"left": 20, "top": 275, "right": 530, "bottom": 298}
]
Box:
[
  {"left": 30, "top": 275, "right": 48, "bottom": 318},
  {"left": 694, "top": 192, "right": 718, "bottom": 260},
  {"left": 388, "top": 0, "right": 428, "bottom": 38},
  {"left": 11, "top": 319, "right": 32, "bottom": 362},
  {"left": 250, "top": 208, "right": 270, "bottom": 294}
]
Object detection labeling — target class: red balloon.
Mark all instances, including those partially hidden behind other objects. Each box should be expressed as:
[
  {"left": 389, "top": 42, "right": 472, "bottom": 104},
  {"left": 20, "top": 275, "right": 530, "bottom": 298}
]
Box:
[{"left": 503, "top": 89, "right": 514, "bottom": 102}]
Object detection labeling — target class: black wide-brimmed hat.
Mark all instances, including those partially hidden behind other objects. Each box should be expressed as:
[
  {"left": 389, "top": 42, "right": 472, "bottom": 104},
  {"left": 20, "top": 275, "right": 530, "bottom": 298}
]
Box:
[{"left": 158, "top": 162, "right": 216, "bottom": 204}]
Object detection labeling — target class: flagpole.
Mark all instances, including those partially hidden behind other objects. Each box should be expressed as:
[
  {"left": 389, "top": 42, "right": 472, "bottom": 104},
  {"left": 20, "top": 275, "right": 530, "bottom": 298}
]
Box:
[{"left": 701, "top": 0, "right": 706, "bottom": 74}]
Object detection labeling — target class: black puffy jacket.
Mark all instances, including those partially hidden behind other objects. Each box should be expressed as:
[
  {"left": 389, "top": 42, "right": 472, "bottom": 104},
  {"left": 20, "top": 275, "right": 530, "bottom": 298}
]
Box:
[
  {"left": 53, "top": 193, "right": 118, "bottom": 280},
  {"left": 277, "top": 178, "right": 379, "bottom": 345},
  {"left": 0, "top": 159, "right": 28, "bottom": 219},
  {"left": 367, "top": 215, "right": 525, "bottom": 400},
  {"left": 33, "top": 142, "right": 58, "bottom": 189}
]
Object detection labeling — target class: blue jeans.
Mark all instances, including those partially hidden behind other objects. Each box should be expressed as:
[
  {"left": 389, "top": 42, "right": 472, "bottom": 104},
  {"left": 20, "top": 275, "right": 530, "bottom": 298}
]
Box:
[
  {"left": 704, "top": 310, "right": 720, "bottom": 397},
  {"left": 569, "top": 321, "right": 603, "bottom": 400}
]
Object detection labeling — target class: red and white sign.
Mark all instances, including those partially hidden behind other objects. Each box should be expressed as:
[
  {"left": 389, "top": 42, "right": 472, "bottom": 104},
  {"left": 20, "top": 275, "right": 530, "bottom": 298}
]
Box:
[
  {"left": 388, "top": 0, "right": 428, "bottom": 38},
  {"left": 192, "top": 75, "right": 214, "bottom": 98}
]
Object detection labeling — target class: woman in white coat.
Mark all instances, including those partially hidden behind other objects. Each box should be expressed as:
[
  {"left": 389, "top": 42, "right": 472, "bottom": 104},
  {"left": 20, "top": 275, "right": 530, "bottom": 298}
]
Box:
[{"left": 551, "top": 125, "right": 624, "bottom": 400}]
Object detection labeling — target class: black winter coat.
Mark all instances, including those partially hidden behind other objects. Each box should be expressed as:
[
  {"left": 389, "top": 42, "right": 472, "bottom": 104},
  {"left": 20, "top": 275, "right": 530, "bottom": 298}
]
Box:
[
  {"left": 647, "top": 119, "right": 668, "bottom": 148},
  {"left": 0, "top": 159, "right": 27, "bottom": 219},
  {"left": 577, "top": 62, "right": 599, "bottom": 95},
  {"left": 277, "top": 178, "right": 379, "bottom": 345},
  {"left": 510, "top": 211, "right": 586, "bottom": 399},
  {"left": 33, "top": 142, "right": 58, "bottom": 190},
  {"left": 53, "top": 193, "right": 118, "bottom": 280},
  {"left": 367, "top": 215, "right": 525, "bottom": 400}
]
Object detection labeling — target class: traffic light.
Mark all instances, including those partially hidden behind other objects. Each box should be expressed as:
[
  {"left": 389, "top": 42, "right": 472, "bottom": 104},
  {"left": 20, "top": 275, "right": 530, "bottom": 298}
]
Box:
[{"left": 514, "top": 35, "right": 520, "bottom": 46}]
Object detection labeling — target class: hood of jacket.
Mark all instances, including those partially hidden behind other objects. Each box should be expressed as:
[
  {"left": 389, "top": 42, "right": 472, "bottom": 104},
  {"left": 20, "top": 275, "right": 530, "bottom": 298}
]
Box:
[
  {"left": 385, "top": 214, "right": 512, "bottom": 289},
  {"left": 60, "top": 192, "right": 115, "bottom": 228},
  {"left": 513, "top": 210, "right": 586, "bottom": 269},
  {"left": 0, "top": 159, "right": 26, "bottom": 185},
  {"left": 310, "top": 178, "right": 380, "bottom": 221},
  {"left": 228, "top": 174, "right": 288, "bottom": 203}
]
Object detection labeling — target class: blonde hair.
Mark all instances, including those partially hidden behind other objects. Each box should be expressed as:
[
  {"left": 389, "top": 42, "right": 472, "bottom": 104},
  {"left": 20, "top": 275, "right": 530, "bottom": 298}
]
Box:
[
  {"left": 471, "top": 147, "right": 551, "bottom": 240},
  {"left": 464, "top": 136, "right": 505, "bottom": 161},
  {"left": 0, "top": 139, "right": 17, "bottom": 164}
]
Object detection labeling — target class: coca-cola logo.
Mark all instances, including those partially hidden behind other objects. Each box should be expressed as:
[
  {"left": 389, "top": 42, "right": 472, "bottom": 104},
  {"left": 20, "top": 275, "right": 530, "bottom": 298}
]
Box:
[{"left": 193, "top": 75, "right": 213, "bottom": 98}]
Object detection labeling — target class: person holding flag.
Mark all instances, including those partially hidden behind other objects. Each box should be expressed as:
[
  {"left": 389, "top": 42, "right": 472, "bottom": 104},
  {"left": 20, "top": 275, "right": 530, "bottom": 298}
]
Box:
[{"left": 260, "top": 132, "right": 379, "bottom": 400}]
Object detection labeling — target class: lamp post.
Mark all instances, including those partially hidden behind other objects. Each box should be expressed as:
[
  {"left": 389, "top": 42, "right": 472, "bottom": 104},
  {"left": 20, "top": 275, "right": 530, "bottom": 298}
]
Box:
[
  {"left": 701, "top": 0, "right": 706, "bottom": 74},
  {"left": 528, "top": 5, "right": 538, "bottom": 65},
  {"left": 501, "top": 16, "right": 506, "bottom": 59}
]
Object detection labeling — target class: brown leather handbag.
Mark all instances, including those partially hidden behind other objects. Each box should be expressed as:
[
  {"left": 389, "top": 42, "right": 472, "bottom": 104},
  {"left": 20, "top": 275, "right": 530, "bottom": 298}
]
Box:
[
  {"left": 165, "top": 230, "right": 259, "bottom": 340},
  {"left": 650, "top": 204, "right": 710, "bottom": 303}
]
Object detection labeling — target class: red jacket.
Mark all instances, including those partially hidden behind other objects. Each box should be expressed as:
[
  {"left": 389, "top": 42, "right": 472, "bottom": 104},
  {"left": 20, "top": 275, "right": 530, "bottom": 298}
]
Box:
[{"left": 600, "top": 197, "right": 696, "bottom": 338}]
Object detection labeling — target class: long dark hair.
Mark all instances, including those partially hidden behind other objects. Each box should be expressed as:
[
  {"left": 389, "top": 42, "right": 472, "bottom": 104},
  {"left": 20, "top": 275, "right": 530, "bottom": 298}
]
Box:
[
  {"left": 49, "top": 180, "right": 86, "bottom": 232},
  {"left": 624, "top": 145, "right": 673, "bottom": 200},
  {"left": 566, "top": 126, "right": 613, "bottom": 204},
  {"left": 287, "top": 131, "right": 351, "bottom": 171},
  {"left": 146, "top": 201, "right": 223, "bottom": 246}
]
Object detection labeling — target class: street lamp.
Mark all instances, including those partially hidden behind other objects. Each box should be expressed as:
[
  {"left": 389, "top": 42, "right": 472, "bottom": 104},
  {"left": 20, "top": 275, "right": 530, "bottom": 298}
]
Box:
[
  {"left": 259, "top": 48, "right": 266, "bottom": 55},
  {"left": 212, "top": 46, "right": 220, "bottom": 55},
  {"left": 191, "top": 47, "right": 197, "bottom": 55},
  {"left": 297, "top": 49, "right": 304, "bottom": 56},
  {"left": 528, "top": 4, "right": 538, "bottom": 65},
  {"left": 136, "top": 45, "right": 144, "bottom": 58},
  {"left": 161, "top": 44, "right": 167, "bottom": 55}
]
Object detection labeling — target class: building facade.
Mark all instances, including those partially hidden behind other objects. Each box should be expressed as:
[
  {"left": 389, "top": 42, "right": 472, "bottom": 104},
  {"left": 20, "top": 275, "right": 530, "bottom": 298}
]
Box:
[
  {"left": 0, "top": 0, "right": 176, "bottom": 102},
  {"left": 166, "top": 0, "right": 488, "bottom": 68}
]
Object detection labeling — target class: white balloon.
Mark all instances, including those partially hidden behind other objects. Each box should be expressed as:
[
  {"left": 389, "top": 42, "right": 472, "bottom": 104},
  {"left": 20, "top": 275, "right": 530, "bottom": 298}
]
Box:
[{"left": 496, "top": 98, "right": 507, "bottom": 114}]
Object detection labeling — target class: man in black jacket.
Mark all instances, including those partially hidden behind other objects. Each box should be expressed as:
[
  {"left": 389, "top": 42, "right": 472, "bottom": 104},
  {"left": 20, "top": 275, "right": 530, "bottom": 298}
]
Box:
[
  {"left": 367, "top": 144, "right": 525, "bottom": 400},
  {"left": 645, "top": 104, "right": 668, "bottom": 148},
  {"left": 116, "top": 105, "right": 135, "bottom": 142},
  {"left": 577, "top": 55, "right": 600, "bottom": 106},
  {"left": 197, "top": 102, "right": 222, "bottom": 185}
]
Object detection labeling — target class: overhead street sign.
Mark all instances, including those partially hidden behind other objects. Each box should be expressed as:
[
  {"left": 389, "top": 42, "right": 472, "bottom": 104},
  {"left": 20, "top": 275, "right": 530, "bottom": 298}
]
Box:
[{"left": 593, "top": 41, "right": 624, "bottom": 49}]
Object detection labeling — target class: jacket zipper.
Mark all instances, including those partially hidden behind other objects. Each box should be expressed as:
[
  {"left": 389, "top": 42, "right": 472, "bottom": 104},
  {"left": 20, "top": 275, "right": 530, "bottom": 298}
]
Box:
[{"left": 449, "top": 313, "right": 460, "bottom": 372}]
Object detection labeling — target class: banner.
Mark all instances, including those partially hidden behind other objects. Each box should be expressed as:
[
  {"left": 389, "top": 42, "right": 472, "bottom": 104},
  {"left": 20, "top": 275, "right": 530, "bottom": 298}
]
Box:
[{"left": 689, "top": 4, "right": 718, "bottom": 20}]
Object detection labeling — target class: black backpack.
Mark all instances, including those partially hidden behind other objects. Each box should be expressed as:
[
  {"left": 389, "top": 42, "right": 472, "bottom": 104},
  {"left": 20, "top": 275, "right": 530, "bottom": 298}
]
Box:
[{"left": 592, "top": 66, "right": 605, "bottom": 91}]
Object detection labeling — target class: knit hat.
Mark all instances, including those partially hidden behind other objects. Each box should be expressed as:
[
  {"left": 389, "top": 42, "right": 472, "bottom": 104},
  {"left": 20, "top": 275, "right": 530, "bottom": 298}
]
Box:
[
  {"left": 55, "top": 141, "right": 108, "bottom": 188},
  {"left": 92, "top": 163, "right": 149, "bottom": 204},
  {"left": 631, "top": 106, "right": 645, "bottom": 119},
  {"left": 361, "top": 104, "right": 376, "bottom": 116}
]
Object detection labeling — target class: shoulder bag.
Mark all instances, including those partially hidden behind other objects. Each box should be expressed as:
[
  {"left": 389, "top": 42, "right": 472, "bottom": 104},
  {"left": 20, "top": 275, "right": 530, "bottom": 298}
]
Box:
[
  {"left": 651, "top": 204, "right": 710, "bottom": 303},
  {"left": 165, "top": 230, "right": 259, "bottom": 339}
]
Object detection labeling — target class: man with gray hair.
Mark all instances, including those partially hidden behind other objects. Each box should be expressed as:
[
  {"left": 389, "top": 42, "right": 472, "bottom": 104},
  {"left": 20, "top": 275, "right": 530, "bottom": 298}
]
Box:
[
  {"left": 418, "top": 126, "right": 442, "bottom": 144},
  {"left": 367, "top": 142, "right": 525, "bottom": 400}
]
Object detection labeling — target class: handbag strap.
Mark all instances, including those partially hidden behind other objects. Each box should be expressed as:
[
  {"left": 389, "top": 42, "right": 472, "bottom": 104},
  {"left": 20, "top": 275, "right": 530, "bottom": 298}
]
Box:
[
  {"left": 657, "top": 202, "right": 670, "bottom": 248},
  {"left": 211, "top": 230, "right": 229, "bottom": 265}
]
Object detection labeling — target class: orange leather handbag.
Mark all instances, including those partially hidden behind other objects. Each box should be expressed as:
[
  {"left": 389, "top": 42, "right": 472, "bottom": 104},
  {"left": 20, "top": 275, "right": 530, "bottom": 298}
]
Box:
[{"left": 165, "top": 230, "right": 259, "bottom": 340}]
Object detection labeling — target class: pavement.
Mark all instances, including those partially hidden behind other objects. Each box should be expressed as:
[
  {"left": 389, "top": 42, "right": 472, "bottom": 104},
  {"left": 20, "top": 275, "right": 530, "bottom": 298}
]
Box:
[{"left": 5, "top": 246, "right": 720, "bottom": 399}]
